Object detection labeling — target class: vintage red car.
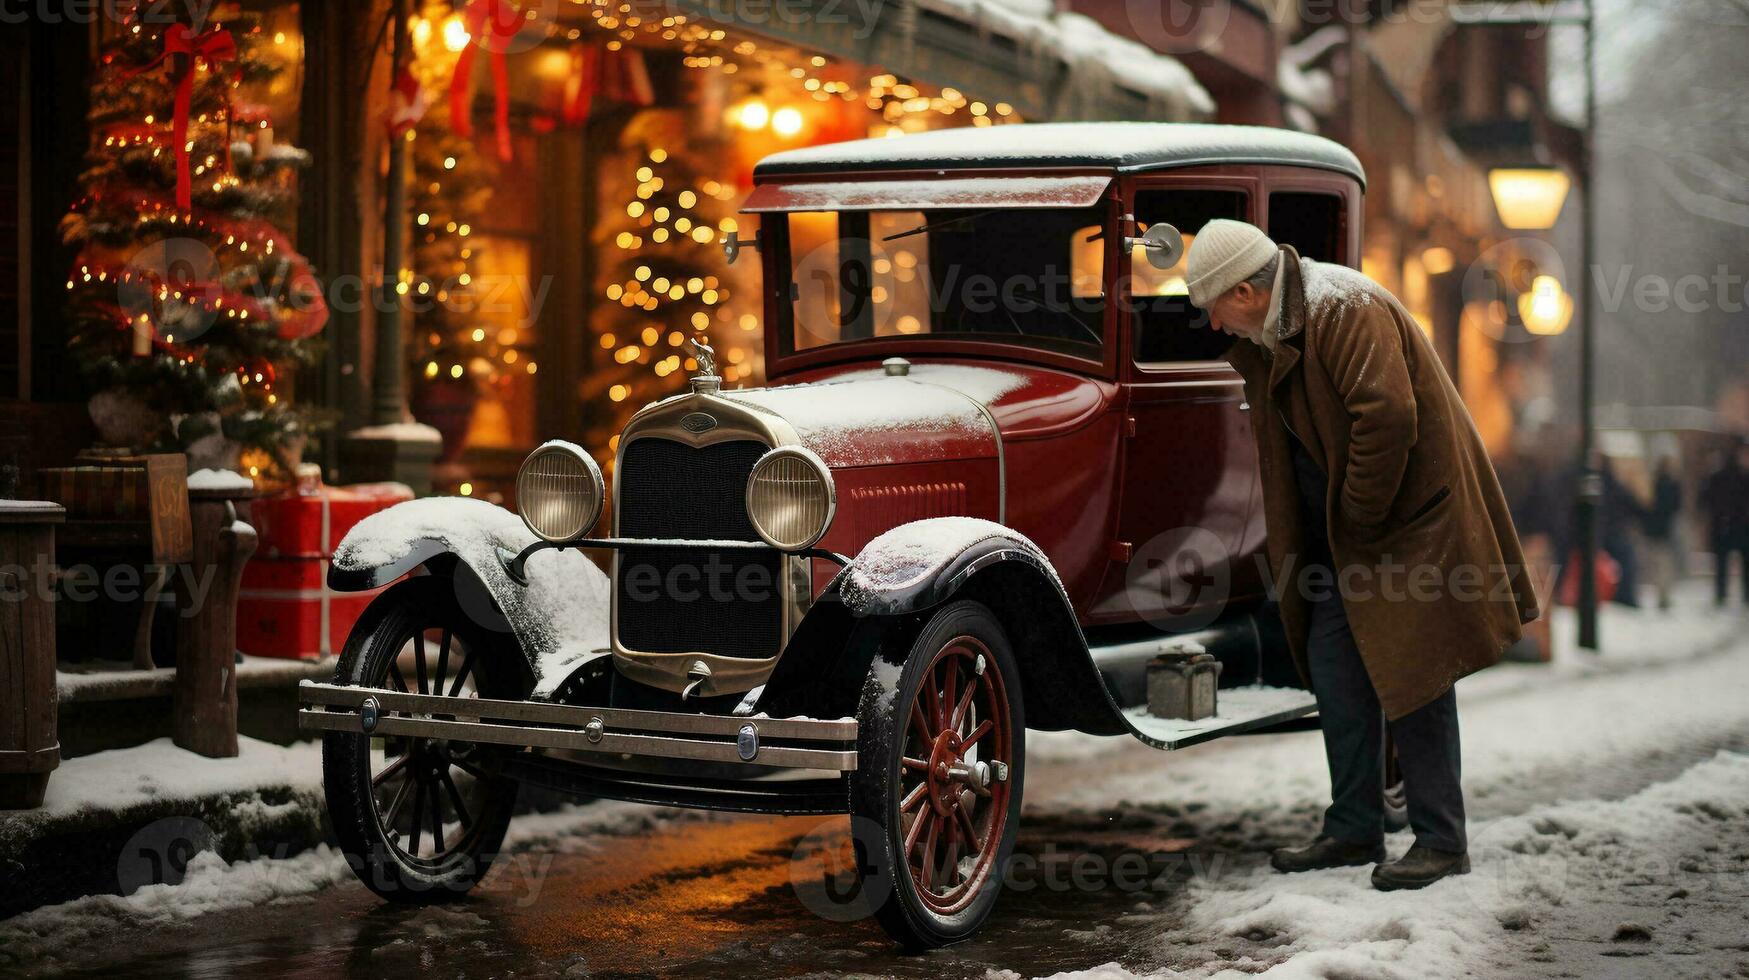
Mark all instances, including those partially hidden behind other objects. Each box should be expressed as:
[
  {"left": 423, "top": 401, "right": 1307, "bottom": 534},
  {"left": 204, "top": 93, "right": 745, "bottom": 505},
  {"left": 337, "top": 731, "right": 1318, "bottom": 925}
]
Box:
[{"left": 299, "top": 122, "right": 1370, "bottom": 947}]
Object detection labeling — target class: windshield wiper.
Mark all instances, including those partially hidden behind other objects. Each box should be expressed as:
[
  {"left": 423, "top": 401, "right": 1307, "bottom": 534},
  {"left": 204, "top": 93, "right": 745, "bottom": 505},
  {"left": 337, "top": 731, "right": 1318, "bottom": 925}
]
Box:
[{"left": 881, "top": 209, "right": 996, "bottom": 243}]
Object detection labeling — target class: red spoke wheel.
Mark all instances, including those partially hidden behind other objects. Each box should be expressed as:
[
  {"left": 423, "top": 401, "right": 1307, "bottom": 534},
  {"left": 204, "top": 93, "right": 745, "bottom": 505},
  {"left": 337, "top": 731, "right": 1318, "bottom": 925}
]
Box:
[
  {"left": 851, "top": 599, "right": 1024, "bottom": 948},
  {"left": 323, "top": 576, "right": 529, "bottom": 902}
]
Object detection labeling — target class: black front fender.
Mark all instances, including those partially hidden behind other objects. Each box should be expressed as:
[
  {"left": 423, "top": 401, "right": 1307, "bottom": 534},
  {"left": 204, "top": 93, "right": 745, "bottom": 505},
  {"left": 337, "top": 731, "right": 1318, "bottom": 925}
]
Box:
[
  {"left": 327, "top": 536, "right": 453, "bottom": 592},
  {"left": 759, "top": 520, "right": 1130, "bottom": 735},
  {"left": 325, "top": 498, "right": 613, "bottom": 700}
]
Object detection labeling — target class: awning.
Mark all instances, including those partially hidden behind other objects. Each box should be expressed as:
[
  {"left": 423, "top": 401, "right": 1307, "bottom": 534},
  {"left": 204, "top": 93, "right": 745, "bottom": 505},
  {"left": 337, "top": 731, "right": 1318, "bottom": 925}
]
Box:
[{"left": 741, "top": 174, "right": 1112, "bottom": 213}]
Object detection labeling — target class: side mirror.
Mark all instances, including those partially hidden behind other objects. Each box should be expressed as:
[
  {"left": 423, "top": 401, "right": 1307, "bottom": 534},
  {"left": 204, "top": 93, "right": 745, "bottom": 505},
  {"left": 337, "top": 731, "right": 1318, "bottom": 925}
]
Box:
[
  {"left": 723, "top": 228, "right": 762, "bottom": 265},
  {"left": 1124, "top": 222, "right": 1185, "bottom": 271}
]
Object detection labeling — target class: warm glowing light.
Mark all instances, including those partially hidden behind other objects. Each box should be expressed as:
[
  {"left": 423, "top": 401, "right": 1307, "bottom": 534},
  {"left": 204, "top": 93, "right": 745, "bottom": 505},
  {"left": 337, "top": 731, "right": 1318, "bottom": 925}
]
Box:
[
  {"left": 736, "top": 100, "right": 770, "bottom": 130},
  {"left": 1488, "top": 167, "right": 1571, "bottom": 230},
  {"left": 1421, "top": 246, "right": 1455, "bottom": 275},
  {"left": 459, "top": 482, "right": 474, "bottom": 496},
  {"left": 772, "top": 106, "right": 804, "bottom": 137},
  {"left": 1519, "top": 275, "right": 1573, "bottom": 335},
  {"left": 442, "top": 14, "right": 471, "bottom": 52}
]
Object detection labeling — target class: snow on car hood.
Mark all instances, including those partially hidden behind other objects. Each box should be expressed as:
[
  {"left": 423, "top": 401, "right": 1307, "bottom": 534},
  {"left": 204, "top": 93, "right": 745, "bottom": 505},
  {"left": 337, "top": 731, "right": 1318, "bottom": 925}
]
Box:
[{"left": 720, "top": 364, "right": 1026, "bottom": 467}]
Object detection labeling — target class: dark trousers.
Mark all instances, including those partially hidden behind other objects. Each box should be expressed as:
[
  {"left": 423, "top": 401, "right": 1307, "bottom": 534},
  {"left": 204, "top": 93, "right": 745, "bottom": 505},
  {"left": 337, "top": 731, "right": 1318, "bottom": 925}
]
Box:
[
  {"left": 1716, "top": 534, "right": 1749, "bottom": 606},
  {"left": 1306, "top": 584, "right": 1468, "bottom": 853}
]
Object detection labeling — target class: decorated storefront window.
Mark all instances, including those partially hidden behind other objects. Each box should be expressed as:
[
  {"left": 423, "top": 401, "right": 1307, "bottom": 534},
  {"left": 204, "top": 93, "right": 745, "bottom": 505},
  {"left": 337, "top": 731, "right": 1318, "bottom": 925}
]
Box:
[{"left": 61, "top": 1, "right": 325, "bottom": 483}]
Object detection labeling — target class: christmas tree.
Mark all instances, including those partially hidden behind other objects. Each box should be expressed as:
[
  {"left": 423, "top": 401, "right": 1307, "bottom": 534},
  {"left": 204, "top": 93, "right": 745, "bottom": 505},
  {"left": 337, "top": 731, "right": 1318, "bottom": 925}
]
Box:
[
  {"left": 587, "top": 110, "right": 747, "bottom": 465},
  {"left": 403, "top": 4, "right": 503, "bottom": 467},
  {"left": 60, "top": 3, "right": 327, "bottom": 482}
]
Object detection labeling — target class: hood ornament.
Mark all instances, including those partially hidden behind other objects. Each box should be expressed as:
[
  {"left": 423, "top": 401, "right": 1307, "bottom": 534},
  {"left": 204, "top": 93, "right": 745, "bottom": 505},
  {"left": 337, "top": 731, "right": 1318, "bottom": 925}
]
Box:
[{"left": 687, "top": 338, "right": 721, "bottom": 394}]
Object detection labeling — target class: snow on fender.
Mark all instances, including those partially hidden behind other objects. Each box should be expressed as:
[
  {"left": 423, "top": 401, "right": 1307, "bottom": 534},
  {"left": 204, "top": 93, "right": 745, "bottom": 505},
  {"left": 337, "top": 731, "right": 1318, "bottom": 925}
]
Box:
[
  {"left": 839, "top": 516, "right": 1064, "bottom": 617},
  {"left": 330, "top": 497, "right": 610, "bottom": 697}
]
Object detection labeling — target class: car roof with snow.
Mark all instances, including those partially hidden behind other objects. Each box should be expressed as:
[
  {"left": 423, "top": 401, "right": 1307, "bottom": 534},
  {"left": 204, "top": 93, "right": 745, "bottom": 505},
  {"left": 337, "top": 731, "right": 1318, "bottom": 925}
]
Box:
[{"left": 752, "top": 122, "right": 1366, "bottom": 186}]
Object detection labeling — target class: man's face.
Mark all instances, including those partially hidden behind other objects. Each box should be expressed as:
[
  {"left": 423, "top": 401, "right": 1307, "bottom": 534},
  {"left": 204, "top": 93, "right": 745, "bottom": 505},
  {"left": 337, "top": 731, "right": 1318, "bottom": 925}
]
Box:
[{"left": 1204, "top": 280, "right": 1271, "bottom": 342}]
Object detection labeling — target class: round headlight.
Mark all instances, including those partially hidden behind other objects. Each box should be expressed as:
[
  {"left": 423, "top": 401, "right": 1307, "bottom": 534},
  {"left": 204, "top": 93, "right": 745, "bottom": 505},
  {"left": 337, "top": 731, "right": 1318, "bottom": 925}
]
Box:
[
  {"left": 746, "top": 446, "right": 836, "bottom": 551},
  {"left": 516, "top": 441, "right": 604, "bottom": 543}
]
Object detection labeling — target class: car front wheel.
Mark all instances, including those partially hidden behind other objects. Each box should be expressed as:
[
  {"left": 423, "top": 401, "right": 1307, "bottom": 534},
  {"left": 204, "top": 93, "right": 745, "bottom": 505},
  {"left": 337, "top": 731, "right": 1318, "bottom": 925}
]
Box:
[
  {"left": 850, "top": 599, "right": 1025, "bottom": 949},
  {"left": 323, "top": 575, "right": 525, "bottom": 903}
]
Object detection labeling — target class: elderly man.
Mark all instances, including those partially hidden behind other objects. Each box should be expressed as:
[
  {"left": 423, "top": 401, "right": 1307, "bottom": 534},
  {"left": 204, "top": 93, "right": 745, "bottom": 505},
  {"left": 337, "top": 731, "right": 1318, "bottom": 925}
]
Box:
[{"left": 1183, "top": 219, "right": 1538, "bottom": 890}]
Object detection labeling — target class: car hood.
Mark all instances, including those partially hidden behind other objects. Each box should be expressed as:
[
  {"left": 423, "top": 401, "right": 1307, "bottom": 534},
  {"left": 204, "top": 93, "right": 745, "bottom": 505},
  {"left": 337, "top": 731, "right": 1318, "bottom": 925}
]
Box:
[{"left": 719, "top": 361, "right": 1111, "bottom": 467}]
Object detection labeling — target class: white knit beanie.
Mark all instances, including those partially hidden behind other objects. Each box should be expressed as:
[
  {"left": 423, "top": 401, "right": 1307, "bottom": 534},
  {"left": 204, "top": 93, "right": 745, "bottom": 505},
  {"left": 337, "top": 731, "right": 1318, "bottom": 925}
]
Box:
[{"left": 1185, "top": 219, "right": 1278, "bottom": 308}]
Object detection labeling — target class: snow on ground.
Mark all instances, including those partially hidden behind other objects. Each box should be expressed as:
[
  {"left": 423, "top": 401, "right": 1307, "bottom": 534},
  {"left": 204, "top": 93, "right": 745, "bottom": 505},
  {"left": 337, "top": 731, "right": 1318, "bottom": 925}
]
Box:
[
  {"left": 1023, "top": 586, "right": 1749, "bottom": 978},
  {"left": 6, "top": 583, "right": 1746, "bottom": 978},
  {"left": 1, "top": 736, "right": 321, "bottom": 834},
  {"left": 1025, "top": 749, "right": 1749, "bottom": 980}
]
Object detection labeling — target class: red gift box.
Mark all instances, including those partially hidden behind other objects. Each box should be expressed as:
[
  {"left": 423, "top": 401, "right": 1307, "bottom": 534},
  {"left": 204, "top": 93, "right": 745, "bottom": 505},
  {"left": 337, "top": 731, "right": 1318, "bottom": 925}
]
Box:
[{"left": 238, "top": 483, "right": 414, "bottom": 660}]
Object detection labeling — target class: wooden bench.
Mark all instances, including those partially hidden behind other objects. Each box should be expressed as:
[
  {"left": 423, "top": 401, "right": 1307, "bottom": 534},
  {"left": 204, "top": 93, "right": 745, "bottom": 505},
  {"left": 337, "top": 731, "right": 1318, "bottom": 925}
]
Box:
[
  {"left": 36, "top": 453, "right": 257, "bottom": 760},
  {"left": 40, "top": 452, "right": 193, "bottom": 669}
]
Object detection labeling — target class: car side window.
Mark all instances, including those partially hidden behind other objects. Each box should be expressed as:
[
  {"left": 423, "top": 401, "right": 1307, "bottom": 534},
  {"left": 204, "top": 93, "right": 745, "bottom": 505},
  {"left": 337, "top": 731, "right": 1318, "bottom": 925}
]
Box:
[
  {"left": 1268, "top": 192, "right": 1345, "bottom": 263},
  {"left": 1131, "top": 188, "right": 1249, "bottom": 366}
]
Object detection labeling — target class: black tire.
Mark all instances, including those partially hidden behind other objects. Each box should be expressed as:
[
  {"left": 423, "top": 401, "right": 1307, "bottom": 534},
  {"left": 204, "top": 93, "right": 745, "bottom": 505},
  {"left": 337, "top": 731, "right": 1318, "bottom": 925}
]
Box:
[
  {"left": 850, "top": 600, "right": 1025, "bottom": 949},
  {"left": 323, "top": 575, "right": 527, "bottom": 903}
]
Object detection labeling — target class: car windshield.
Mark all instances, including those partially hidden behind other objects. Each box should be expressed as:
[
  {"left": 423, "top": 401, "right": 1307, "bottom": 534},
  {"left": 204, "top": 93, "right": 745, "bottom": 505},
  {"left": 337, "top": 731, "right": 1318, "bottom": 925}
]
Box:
[{"left": 778, "top": 207, "right": 1107, "bottom": 360}]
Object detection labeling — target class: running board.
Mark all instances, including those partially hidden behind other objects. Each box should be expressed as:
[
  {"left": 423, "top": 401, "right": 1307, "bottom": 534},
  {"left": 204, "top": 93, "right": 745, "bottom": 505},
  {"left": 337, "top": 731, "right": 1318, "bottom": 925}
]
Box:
[
  {"left": 1121, "top": 685, "right": 1318, "bottom": 751},
  {"left": 297, "top": 681, "right": 858, "bottom": 772}
]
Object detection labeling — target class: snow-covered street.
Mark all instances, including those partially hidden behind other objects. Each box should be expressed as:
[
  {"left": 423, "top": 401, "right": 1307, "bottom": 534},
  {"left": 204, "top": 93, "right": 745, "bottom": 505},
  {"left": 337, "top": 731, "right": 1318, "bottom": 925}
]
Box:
[{"left": 5, "top": 588, "right": 1748, "bottom": 978}]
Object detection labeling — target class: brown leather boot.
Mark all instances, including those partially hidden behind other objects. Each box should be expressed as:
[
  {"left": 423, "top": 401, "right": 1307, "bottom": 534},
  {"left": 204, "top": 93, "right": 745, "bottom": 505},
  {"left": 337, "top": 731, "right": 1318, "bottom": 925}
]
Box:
[
  {"left": 1371, "top": 845, "right": 1471, "bottom": 890},
  {"left": 1270, "top": 835, "right": 1387, "bottom": 873}
]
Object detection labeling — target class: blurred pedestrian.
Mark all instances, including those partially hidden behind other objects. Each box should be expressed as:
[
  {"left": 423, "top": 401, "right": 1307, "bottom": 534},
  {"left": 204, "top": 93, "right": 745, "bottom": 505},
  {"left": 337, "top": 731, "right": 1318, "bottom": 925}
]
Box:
[
  {"left": 1598, "top": 457, "right": 1642, "bottom": 608},
  {"left": 1700, "top": 441, "right": 1749, "bottom": 607},
  {"left": 1640, "top": 456, "right": 1684, "bottom": 611}
]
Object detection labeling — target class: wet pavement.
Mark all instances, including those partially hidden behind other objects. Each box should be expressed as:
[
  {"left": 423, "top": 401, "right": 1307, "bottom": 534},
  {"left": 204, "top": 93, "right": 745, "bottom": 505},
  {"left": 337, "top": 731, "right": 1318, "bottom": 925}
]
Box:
[
  {"left": 19, "top": 618, "right": 1749, "bottom": 979},
  {"left": 22, "top": 732, "right": 1254, "bottom": 980},
  {"left": 33, "top": 726, "right": 1749, "bottom": 980}
]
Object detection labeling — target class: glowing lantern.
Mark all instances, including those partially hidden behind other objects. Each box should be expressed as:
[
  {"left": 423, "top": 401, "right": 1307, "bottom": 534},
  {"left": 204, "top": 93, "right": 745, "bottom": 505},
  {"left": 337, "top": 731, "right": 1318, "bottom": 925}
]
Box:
[
  {"left": 1519, "top": 275, "right": 1573, "bottom": 335},
  {"left": 1488, "top": 167, "right": 1571, "bottom": 231}
]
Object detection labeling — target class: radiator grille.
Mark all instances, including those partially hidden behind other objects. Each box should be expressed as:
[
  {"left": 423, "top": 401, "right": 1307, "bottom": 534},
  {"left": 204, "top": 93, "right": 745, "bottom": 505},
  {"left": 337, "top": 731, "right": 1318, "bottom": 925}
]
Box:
[{"left": 616, "top": 437, "right": 783, "bottom": 660}]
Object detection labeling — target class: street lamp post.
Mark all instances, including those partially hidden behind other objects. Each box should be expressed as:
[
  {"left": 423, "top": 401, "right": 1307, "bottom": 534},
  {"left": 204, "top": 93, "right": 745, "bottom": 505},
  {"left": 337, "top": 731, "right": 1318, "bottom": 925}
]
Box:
[
  {"left": 1458, "top": 0, "right": 1600, "bottom": 651},
  {"left": 1575, "top": 0, "right": 1600, "bottom": 651}
]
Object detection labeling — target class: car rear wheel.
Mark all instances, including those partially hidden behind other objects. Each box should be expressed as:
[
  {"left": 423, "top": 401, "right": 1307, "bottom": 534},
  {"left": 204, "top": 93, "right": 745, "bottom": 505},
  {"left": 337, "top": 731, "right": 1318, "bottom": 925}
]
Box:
[
  {"left": 850, "top": 599, "right": 1025, "bottom": 949},
  {"left": 323, "top": 575, "right": 525, "bottom": 902}
]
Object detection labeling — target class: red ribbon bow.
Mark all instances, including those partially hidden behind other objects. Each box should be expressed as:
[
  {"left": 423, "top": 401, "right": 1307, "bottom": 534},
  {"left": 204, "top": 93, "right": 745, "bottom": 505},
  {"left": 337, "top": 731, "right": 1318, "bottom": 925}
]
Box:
[
  {"left": 450, "top": 0, "right": 521, "bottom": 162},
  {"left": 131, "top": 24, "right": 238, "bottom": 211}
]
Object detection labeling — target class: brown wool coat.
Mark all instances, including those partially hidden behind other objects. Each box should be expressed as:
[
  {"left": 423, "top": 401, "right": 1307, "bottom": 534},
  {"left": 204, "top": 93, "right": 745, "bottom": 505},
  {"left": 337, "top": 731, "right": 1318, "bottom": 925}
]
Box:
[{"left": 1227, "top": 248, "right": 1539, "bottom": 720}]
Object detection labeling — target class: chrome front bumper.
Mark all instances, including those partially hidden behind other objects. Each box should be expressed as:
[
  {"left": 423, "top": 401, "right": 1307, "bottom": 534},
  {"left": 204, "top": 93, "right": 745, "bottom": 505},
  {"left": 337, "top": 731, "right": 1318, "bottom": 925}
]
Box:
[{"left": 297, "top": 680, "right": 858, "bottom": 772}]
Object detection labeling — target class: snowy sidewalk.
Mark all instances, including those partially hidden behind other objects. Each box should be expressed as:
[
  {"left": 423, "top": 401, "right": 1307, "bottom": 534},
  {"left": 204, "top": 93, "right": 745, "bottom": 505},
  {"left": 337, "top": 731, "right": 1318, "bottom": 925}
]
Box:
[
  {"left": 0, "top": 737, "right": 326, "bottom": 919},
  {"left": 1019, "top": 586, "right": 1749, "bottom": 979}
]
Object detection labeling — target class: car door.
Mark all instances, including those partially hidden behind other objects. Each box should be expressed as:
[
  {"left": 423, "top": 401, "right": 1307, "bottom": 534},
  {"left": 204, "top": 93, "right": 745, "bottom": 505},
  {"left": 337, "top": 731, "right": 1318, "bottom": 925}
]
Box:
[{"left": 1086, "top": 178, "right": 1263, "bottom": 628}]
